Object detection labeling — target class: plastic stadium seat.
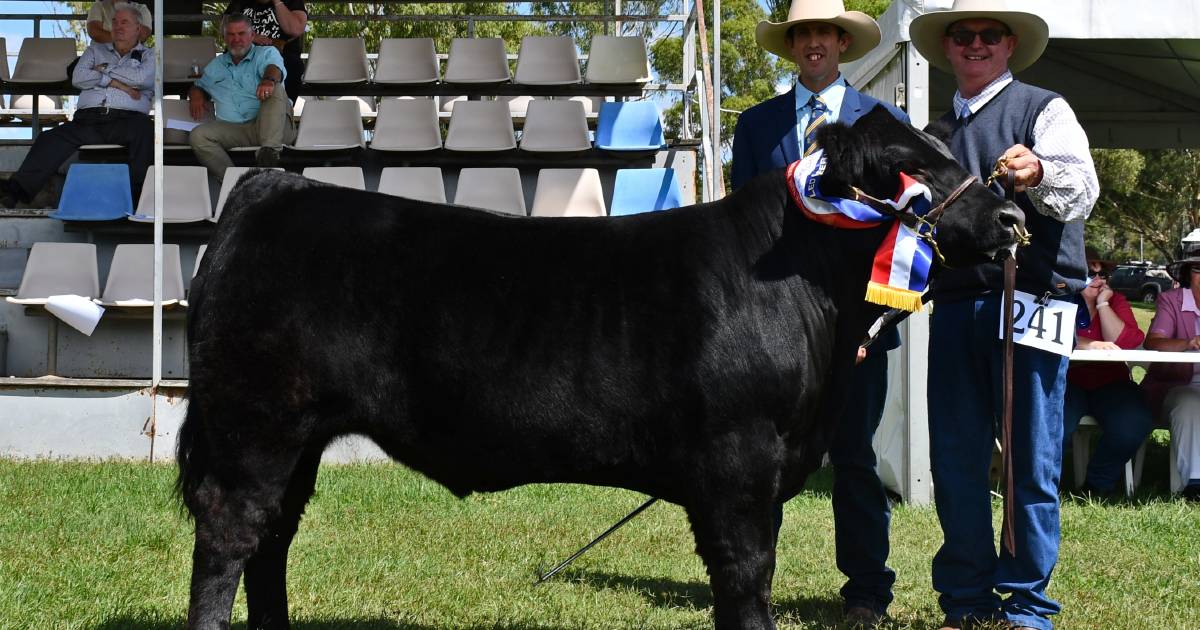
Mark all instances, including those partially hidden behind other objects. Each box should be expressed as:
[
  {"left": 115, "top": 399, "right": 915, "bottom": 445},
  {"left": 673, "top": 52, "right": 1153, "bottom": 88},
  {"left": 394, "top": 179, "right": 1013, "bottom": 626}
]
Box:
[
  {"left": 569, "top": 95, "right": 604, "bottom": 117},
  {"left": 444, "top": 101, "right": 516, "bottom": 151},
  {"left": 371, "top": 98, "right": 441, "bottom": 151},
  {"left": 585, "top": 36, "right": 652, "bottom": 84},
  {"left": 162, "top": 37, "right": 217, "bottom": 82},
  {"left": 97, "top": 244, "right": 185, "bottom": 307},
  {"left": 161, "top": 97, "right": 211, "bottom": 145},
  {"left": 514, "top": 36, "right": 581, "bottom": 85},
  {"left": 213, "top": 166, "right": 282, "bottom": 222},
  {"left": 291, "top": 99, "right": 366, "bottom": 150},
  {"left": 443, "top": 38, "right": 510, "bottom": 83},
  {"left": 302, "top": 167, "right": 366, "bottom": 190},
  {"left": 454, "top": 168, "right": 525, "bottom": 215},
  {"left": 303, "top": 38, "right": 370, "bottom": 84},
  {"left": 594, "top": 101, "right": 666, "bottom": 151},
  {"left": 530, "top": 168, "right": 606, "bottom": 217},
  {"left": 12, "top": 38, "right": 76, "bottom": 83},
  {"left": 610, "top": 168, "right": 684, "bottom": 216},
  {"left": 0, "top": 38, "right": 10, "bottom": 81},
  {"left": 378, "top": 167, "right": 446, "bottom": 203},
  {"left": 50, "top": 164, "right": 133, "bottom": 221},
  {"left": 6, "top": 243, "right": 99, "bottom": 305},
  {"left": 519, "top": 99, "right": 591, "bottom": 152},
  {"left": 496, "top": 95, "right": 539, "bottom": 120},
  {"left": 130, "top": 166, "right": 212, "bottom": 223},
  {"left": 374, "top": 38, "right": 439, "bottom": 84},
  {"left": 7, "top": 95, "right": 67, "bottom": 122}
]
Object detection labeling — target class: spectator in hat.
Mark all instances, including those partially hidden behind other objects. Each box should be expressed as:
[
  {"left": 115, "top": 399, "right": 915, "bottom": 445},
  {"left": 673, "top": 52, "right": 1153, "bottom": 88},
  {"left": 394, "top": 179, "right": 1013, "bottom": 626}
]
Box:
[
  {"left": 733, "top": 0, "right": 909, "bottom": 626},
  {"left": 1143, "top": 256, "right": 1200, "bottom": 501},
  {"left": 1061, "top": 246, "right": 1152, "bottom": 498},
  {"left": 909, "top": 0, "right": 1098, "bottom": 627}
]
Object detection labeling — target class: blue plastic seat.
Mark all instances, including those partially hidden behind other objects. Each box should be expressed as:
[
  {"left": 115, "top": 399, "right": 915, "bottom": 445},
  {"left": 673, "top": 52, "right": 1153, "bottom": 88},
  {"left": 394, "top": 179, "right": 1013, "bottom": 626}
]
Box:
[
  {"left": 50, "top": 163, "right": 132, "bottom": 221},
  {"left": 594, "top": 101, "right": 666, "bottom": 151},
  {"left": 610, "top": 168, "right": 684, "bottom": 216}
]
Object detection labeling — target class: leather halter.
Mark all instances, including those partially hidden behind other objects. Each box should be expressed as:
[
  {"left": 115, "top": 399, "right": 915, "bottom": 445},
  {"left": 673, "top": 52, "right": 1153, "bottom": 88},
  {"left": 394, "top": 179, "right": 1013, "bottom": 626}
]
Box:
[{"left": 849, "top": 175, "right": 976, "bottom": 266}]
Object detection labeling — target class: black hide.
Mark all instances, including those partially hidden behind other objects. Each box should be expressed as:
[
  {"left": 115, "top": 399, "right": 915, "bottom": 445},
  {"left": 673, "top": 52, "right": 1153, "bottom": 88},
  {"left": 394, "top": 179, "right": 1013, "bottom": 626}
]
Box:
[{"left": 177, "top": 106, "right": 1022, "bottom": 630}]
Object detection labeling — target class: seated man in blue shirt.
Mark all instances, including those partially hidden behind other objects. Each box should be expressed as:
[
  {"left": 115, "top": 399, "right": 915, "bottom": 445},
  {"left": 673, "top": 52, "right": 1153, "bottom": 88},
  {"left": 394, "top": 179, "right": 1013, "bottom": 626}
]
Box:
[
  {"left": 0, "top": 3, "right": 153, "bottom": 207},
  {"left": 188, "top": 13, "right": 295, "bottom": 178}
]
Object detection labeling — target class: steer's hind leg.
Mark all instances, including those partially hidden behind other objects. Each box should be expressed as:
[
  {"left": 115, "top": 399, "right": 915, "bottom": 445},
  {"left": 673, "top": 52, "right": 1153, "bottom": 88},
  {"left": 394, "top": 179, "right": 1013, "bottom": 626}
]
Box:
[
  {"left": 687, "top": 495, "right": 778, "bottom": 630},
  {"left": 244, "top": 448, "right": 323, "bottom": 630},
  {"left": 185, "top": 447, "right": 307, "bottom": 630}
]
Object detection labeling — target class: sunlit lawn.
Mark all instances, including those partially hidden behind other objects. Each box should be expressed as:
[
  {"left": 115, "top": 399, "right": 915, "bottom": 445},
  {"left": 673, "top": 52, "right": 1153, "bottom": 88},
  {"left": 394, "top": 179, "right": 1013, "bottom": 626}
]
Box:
[{"left": 1, "top": 460, "right": 1197, "bottom": 629}]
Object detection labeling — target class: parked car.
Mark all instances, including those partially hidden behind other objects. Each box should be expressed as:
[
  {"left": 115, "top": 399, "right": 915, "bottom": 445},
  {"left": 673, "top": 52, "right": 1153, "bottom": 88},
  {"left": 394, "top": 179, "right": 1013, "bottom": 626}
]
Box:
[{"left": 1107, "top": 263, "right": 1176, "bottom": 303}]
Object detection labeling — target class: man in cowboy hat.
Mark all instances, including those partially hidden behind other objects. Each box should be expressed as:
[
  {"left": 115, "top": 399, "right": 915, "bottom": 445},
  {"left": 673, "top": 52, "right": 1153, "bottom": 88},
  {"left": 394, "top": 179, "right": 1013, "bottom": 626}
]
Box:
[
  {"left": 732, "top": 1, "right": 908, "bottom": 627},
  {"left": 909, "top": 1, "right": 1098, "bottom": 628}
]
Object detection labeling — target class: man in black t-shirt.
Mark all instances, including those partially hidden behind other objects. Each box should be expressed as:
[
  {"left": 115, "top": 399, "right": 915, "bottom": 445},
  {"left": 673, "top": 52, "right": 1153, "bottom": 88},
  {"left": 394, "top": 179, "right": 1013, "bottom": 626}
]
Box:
[{"left": 223, "top": 0, "right": 307, "bottom": 107}]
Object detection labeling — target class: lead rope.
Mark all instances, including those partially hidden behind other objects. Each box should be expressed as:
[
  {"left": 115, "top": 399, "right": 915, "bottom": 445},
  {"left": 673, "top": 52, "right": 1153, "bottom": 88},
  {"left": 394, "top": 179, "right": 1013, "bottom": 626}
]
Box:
[{"left": 1001, "top": 169, "right": 1017, "bottom": 557}]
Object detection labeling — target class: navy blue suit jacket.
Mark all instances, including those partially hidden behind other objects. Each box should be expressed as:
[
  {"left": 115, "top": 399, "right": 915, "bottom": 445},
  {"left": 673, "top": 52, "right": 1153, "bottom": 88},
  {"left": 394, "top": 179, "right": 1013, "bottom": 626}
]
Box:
[{"left": 730, "top": 85, "right": 910, "bottom": 353}]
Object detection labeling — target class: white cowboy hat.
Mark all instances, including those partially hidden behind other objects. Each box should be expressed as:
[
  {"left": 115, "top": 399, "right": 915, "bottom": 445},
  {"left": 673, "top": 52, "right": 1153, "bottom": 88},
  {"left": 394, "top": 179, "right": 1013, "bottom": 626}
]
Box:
[
  {"left": 755, "top": 0, "right": 881, "bottom": 63},
  {"left": 909, "top": 0, "right": 1049, "bottom": 74}
]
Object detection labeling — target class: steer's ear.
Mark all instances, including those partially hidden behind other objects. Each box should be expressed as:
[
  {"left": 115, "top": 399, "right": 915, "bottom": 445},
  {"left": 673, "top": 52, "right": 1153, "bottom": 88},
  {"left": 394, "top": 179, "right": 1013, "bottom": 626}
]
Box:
[{"left": 923, "top": 119, "right": 954, "bottom": 145}]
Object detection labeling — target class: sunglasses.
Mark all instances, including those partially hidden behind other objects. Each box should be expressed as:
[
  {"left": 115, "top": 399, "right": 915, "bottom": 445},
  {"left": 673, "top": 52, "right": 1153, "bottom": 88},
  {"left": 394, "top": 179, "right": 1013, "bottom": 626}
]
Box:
[
  {"left": 947, "top": 28, "right": 1010, "bottom": 47},
  {"left": 1089, "top": 271, "right": 1109, "bottom": 280}
]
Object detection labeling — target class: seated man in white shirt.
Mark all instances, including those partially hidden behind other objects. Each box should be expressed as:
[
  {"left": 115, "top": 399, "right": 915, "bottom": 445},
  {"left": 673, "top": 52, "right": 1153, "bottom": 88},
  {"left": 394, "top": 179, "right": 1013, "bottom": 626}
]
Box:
[{"left": 0, "top": 3, "right": 154, "bottom": 207}]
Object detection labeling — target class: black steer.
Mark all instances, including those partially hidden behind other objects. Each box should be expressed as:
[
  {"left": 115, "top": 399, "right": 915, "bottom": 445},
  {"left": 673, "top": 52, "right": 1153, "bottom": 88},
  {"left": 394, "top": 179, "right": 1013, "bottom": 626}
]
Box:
[{"left": 178, "top": 106, "right": 1023, "bottom": 630}]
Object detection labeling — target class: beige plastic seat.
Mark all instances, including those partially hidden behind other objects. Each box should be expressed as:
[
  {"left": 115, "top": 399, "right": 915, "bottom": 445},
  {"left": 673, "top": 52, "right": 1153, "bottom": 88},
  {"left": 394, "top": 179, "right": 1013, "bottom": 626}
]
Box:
[
  {"left": 161, "top": 97, "right": 210, "bottom": 145},
  {"left": 443, "top": 38, "right": 510, "bottom": 83},
  {"left": 303, "top": 37, "right": 370, "bottom": 84},
  {"left": 444, "top": 101, "right": 516, "bottom": 151},
  {"left": 520, "top": 99, "right": 591, "bottom": 152},
  {"left": 374, "top": 38, "right": 439, "bottom": 84},
  {"left": 454, "top": 168, "right": 525, "bottom": 215},
  {"left": 378, "top": 167, "right": 446, "bottom": 203},
  {"left": 130, "top": 166, "right": 212, "bottom": 223},
  {"left": 6, "top": 243, "right": 99, "bottom": 305},
  {"left": 213, "top": 166, "right": 282, "bottom": 222},
  {"left": 97, "top": 244, "right": 185, "bottom": 307},
  {"left": 303, "top": 167, "right": 366, "bottom": 190},
  {"left": 0, "top": 38, "right": 10, "bottom": 81},
  {"left": 12, "top": 38, "right": 76, "bottom": 83},
  {"left": 162, "top": 37, "right": 217, "bottom": 81},
  {"left": 292, "top": 99, "right": 365, "bottom": 150},
  {"left": 530, "top": 168, "right": 606, "bottom": 217},
  {"left": 585, "top": 36, "right": 652, "bottom": 84},
  {"left": 514, "top": 36, "right": 581, "bottom": 85},
  {"left": 371, "top": 98, "right": 441, "bottom": 151},
  {"left": 439, "top": 95, "right": 465, "bottom": 117},
  {"left": 496, "top": 95, "right": 540, "bottom": 121},
  {"left": 7, "top": 95, "right": 67, "bottom": 122},
  {"left": 570, "top": 95, "right": 605, "bottom": 117}
]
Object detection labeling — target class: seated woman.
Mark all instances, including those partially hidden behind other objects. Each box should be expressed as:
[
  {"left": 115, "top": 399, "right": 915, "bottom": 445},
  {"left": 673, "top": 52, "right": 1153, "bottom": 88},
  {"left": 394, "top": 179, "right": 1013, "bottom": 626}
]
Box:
[
  {"left": 1064, "top": 248, "right": 1153, "bottom": 497},
  {"left": 1144, "top": 256, "right": 1200, "bottom": 501}
]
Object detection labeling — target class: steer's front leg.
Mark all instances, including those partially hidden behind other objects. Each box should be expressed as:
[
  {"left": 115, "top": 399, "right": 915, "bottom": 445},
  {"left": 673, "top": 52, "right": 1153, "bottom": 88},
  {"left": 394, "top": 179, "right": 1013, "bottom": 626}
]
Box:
[{"left": 687, "top": 492, "right": 778, "bottom": 630}]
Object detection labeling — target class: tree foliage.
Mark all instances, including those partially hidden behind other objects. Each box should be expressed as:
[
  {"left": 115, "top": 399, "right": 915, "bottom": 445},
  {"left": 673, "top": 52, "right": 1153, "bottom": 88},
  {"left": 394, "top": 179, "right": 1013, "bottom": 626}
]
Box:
[{"left": 1088, "top": 148, "right": 1200, "bottom": 263}]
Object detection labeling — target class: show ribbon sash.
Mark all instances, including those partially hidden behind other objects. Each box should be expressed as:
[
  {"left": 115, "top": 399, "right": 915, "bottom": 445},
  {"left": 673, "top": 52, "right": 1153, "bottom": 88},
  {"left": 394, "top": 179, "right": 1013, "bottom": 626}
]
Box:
[{"left": 785, "top": 150, "right": 934, "bottom": 312}]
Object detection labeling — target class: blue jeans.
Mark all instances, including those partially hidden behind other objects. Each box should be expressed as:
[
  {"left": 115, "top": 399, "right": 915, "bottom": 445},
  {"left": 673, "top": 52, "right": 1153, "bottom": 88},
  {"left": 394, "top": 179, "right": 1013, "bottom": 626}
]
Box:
[
  {"left": 1062, "top": 380, "right": 1153, "bottom": 493},
  {"left": 928, "top": 296, "right": 1065, "bottom": 630},
  {"left": 775, "top": 347, "right": 895, "bottom": 614}
]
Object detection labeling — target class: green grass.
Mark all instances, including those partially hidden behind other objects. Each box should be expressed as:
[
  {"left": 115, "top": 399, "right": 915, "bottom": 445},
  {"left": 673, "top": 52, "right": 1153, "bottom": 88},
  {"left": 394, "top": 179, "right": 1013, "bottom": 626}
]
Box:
[{"left": 1, "top": 461, "right": 1198, "bottom": 629}]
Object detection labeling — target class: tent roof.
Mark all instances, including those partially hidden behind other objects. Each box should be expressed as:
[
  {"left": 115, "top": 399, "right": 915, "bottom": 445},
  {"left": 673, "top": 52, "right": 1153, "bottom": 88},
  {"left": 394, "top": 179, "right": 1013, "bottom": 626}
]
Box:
[{"left": 846, "top": 0, "right": 1200, "bottom": 148}]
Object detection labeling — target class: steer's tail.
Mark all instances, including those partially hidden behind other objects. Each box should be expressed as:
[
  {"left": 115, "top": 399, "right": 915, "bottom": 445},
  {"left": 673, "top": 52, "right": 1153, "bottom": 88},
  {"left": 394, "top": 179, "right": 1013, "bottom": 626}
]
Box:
[{"left": 174, "top": 400, "right": 208, "bottom": 516}]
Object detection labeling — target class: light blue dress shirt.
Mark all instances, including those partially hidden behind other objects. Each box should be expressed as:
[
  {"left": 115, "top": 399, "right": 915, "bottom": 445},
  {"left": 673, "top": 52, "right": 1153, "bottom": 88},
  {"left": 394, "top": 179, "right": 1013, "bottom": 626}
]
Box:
[
  {"left": 793, "top": 75, "right": 848, "bottom": 155},
  {"left": 195, "top": 44, "right": 287, "bottom": 124}
]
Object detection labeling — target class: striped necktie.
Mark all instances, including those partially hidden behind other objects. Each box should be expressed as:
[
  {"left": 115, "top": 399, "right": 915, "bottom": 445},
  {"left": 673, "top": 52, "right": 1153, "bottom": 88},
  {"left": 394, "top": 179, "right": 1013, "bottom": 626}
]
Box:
[{"left": 804, "top": 95, "right": 828, "bottom": 157}]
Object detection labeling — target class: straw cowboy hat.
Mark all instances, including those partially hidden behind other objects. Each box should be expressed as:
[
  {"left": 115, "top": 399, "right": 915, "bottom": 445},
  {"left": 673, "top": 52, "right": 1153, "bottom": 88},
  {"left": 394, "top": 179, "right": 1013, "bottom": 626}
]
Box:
[
  {"left": 909, "top": 0, "right": 1049, "bottom": 74},
  {"left": 755, "top": 0, "right": 881, "bottom": 63}
]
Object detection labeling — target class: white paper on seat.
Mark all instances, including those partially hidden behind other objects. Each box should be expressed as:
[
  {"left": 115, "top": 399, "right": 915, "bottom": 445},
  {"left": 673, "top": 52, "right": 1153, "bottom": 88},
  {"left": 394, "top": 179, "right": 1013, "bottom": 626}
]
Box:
[
  {"left": 166, "top": 118, "right": 202, "bottom": 132},
  {"left": 45, "top": 294, "right": 105, "bottom": 336}
]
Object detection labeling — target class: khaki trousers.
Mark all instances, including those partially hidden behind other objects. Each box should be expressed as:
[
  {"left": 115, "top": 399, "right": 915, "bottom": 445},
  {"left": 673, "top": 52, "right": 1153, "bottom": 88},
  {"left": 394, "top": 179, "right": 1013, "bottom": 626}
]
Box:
[{"left": 190, "top": 85, "right": 296, "bottom": 181}]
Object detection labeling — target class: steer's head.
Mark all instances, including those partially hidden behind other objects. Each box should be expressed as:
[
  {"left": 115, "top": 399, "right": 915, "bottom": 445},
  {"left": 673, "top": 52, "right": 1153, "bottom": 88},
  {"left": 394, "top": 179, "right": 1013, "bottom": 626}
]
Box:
[{"left": 814, "top": 106, "right": 1025, "bottom": 268}]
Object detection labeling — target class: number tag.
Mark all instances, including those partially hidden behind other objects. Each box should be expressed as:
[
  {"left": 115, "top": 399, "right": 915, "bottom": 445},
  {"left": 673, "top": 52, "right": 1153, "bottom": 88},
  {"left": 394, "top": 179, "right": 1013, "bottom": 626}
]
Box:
[{"left": 998, "top": 290, "right": 1078, "bottom": 357}]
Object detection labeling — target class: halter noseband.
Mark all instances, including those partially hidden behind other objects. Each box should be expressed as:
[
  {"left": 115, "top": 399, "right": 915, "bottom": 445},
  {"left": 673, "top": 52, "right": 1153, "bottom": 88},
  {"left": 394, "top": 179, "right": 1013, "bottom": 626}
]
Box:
[{"left": 849, "top": 175, "right": 975, "bottom": 265}]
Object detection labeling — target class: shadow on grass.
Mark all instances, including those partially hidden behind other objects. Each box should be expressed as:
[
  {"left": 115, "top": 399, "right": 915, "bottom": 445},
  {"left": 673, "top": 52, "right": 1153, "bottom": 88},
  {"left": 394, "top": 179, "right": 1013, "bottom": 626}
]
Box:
[{"left": 92, "top": 619, "right": 567, "bottom": 630}]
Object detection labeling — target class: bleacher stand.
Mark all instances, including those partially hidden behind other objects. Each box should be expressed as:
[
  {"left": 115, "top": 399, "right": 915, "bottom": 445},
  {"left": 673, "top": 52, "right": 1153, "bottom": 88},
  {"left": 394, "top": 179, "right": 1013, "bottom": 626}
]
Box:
[
  {"left": 130, "top": 165, "right": 212, "bottom": 223},
  {"left": 97, "top": 244, "right": 185, "bottom": 307},
  {"left": 514, "top": 36, "right": 582, "bottom": 85},
  {"left": 585, "top": 35, "right": 653, "bottom": 84},
  {"left": 290, "top": 99, "right": 365, "bottom": 151},
  {"left": 5, "top": 243, "right": 100, "bottom": 305},
  {"left": 0, "top": 8, "right": 153, "bottom": 208},
  {"left": 49, "top": 164, "right": 133, "bottom": 221},
  {"left": 303, "top": 38, "right": 369, "bottom": 85},
  {"left": 374, "top": 38, "right": 440, "bottom": 84},
  {"left": 378, "top": 167, "right": 446, "bottom": 203},
  {"left": 595, "top": 101, "right": 667, "bottom": 152},
  {"left": 519, "top": 100, "right": 591, "bottom": 153},
  {"left": 444, "top": 101, "right": 516, "bottom": 152},
  {"left": 370, "top": 98, "right": 442, "bottom": 152},
  {"left": 443, "top": 38, "right": 511, "bottom": 83}
]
